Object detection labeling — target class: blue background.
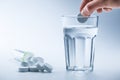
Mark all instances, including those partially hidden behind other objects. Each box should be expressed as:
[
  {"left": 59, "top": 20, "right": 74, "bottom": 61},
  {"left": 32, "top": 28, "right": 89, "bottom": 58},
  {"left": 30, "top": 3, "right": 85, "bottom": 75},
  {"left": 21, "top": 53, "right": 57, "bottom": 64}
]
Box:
[{"left": 0, "top": 0, "right": 120, "bottom": 80}]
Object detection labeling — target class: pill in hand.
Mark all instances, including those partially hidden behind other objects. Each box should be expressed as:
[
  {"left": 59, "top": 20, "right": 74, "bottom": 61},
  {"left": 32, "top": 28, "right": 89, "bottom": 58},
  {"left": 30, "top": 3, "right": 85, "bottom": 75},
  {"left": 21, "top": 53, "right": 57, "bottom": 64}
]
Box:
[{"left": 77, "top": 13, "right": 88, "bottom": 23}]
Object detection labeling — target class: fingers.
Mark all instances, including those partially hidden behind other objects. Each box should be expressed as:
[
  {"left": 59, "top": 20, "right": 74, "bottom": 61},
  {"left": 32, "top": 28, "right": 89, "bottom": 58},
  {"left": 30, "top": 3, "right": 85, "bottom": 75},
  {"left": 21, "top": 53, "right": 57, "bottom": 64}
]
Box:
[
  {"left": 103, "top": 8, "right": 112, "bottom": 12},
  {"left": 81, "top": 0, "right": 105, "bottom": 16},
  {"left": 80, "top": 0, "right": 89, "bottom": 12},
  {"left": 81, "top": 0, "right": 102, "bottom": 16},
  {"left": 96, "top": 8, "right": 112, "bottom": 13}
]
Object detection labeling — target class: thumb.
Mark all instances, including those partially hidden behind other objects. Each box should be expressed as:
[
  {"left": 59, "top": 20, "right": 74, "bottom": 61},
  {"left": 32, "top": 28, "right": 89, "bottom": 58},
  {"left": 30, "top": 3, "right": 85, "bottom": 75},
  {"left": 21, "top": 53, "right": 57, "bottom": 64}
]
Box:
[{"left": 81, "top": 0, "right": 105, "bottom": 16}]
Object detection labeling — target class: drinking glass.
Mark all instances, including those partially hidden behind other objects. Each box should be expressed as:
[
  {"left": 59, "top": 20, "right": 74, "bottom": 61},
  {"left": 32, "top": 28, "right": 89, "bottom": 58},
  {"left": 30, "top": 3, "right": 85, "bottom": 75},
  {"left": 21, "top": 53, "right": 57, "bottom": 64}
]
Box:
[{"left": 62, "top": 15, "right": 99, "bottom": 71}]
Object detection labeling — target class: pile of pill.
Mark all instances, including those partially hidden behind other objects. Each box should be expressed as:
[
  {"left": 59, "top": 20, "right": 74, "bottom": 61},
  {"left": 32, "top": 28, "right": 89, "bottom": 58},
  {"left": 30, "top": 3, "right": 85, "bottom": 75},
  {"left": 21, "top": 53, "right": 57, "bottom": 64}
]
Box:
[{"left": 14, "top": 49, "right": 53, "bottom": 73}]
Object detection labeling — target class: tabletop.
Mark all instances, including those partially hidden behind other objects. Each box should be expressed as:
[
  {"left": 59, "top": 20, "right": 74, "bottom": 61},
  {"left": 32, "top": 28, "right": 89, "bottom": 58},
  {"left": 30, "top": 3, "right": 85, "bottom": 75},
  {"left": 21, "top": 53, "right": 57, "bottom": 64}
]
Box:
[{"left": 0, "top": 51, "right": 120, "bottom": 80}]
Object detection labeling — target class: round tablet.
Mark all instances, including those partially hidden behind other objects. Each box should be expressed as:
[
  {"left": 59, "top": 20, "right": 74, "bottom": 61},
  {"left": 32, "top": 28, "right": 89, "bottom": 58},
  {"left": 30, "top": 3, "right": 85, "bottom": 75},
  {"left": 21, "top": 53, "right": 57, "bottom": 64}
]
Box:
[
  {"left": 29, "top": 67, "right": 39, "bottom": 72},
  {"left": 77, "top": 13, "right": 88, "bottom": 23},
  {"left": 43, "top": 63, "right": 53, "bottom": 73},
  {"left": 28, "top": 61, "right": 34, "bottom": 66},
  {"left": 32, "top": 57, "right": 44, "bottom": 64},
  {"left": 36, "top": 63, "right": 44, "bottom": 72},
  {"left": 19, "top": 67, "right": 29, "bottom": 72},
  {"left": 21, "top": 62, "right": 29, "bottom": 67}
]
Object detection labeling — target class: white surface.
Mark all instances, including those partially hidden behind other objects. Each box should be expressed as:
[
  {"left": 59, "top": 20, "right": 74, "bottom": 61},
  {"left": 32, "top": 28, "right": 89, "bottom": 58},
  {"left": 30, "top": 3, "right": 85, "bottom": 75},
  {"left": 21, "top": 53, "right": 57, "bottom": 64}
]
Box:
[{"left": 0, "top": 51, "right": 120, "bottom": 80}]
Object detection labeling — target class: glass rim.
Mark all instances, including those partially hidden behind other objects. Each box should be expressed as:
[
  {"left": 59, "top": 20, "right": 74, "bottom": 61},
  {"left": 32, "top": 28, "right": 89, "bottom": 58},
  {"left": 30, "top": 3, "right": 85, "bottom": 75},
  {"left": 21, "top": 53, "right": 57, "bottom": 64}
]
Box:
[{"left": 62, "top": 14, "right": 98, "bottom": 18}]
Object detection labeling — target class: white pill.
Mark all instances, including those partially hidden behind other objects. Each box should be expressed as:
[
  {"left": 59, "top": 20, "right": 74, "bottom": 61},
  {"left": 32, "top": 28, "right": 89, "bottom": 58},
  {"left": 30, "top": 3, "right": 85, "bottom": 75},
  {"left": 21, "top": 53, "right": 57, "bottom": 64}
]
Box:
[
  {"left": 15, "top": 49, "right": 34, "bottom": 62},
  {"left": 27, "top": 57, "right": 32, "bottom": 61},
  {"left": 32, "top": 57, "right": 44, "bottom": 64},
  {"left": 36, "top": 63, "right": 44, "bottom": 72},
  {"left": 19, "top": 67, "right": 29, "bottom": 72},
  {"left": 77, "top": 13, "right": 88, "bottom": 23},
  {"left": 24, "top": 54, "right": 34, "bottom": 62},
  {"left": 21, "top": 62, "right": 29, "bottom": 67},
  {"left": 22, "top": 53, "right": 34, "bottom": 62},
  {"left": 28, "top": 61, "right": 34, "bottom": 66},
  {"left": 43, "top": 63, "right": 53, "bottom": 73},
  {"left": 29, "top": 66, "right": 39, "bottom": 72}
]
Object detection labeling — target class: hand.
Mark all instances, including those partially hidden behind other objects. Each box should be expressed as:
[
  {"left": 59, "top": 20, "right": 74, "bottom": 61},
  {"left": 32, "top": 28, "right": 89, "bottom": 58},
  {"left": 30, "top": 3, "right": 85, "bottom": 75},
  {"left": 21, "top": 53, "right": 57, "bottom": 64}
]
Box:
[{"left": 80, "top": 0, "right": 120, "bottom": 16}]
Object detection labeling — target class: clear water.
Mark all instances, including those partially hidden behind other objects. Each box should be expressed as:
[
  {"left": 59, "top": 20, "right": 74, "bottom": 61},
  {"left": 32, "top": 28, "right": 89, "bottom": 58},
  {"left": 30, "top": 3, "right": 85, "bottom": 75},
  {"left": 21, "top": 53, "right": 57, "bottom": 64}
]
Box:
[{"left": 64, "top": 25, "right": 98, "bottom": 71}]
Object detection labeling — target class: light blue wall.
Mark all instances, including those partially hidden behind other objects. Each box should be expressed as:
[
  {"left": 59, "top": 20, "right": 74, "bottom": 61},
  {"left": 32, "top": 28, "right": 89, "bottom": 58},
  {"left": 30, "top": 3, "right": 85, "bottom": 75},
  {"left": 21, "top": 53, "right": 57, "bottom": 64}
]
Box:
[{"left": 0, "top": 0, "right": 120, "bottom": 67}]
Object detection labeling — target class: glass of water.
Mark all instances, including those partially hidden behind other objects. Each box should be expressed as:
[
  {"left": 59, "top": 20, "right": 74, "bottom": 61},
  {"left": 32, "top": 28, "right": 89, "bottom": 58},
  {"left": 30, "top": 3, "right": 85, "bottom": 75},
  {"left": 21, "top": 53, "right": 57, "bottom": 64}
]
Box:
[{"left": 62, "top": 15, "right": 99, "bottom": 72}]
